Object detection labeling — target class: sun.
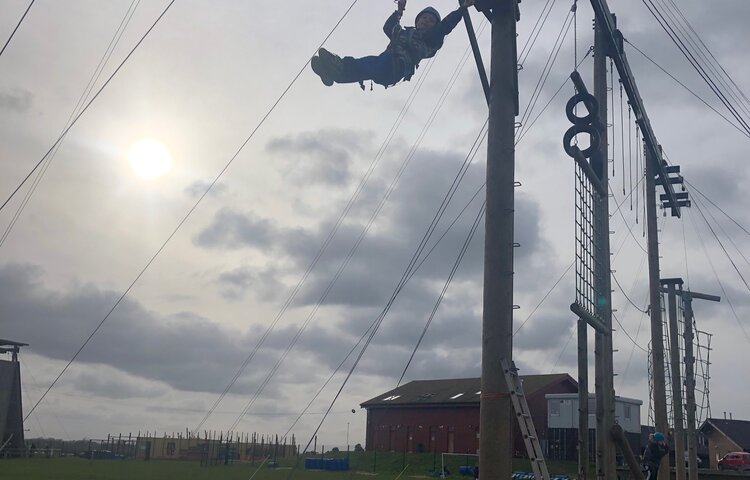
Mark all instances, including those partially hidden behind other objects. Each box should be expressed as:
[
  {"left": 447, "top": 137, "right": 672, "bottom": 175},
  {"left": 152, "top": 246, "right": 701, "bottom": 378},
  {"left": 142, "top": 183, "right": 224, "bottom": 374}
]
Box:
[{"left": 128, "top": 138, "right": 173, "bottom": 180}]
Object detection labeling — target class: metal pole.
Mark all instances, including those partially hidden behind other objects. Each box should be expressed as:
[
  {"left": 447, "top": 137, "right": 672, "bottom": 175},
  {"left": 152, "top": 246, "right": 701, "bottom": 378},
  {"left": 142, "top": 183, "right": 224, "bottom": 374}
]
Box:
[
  {"left": 664, "top": 280, "right": 686, "bottom": 480},
  {"left": 593, "top": 16, "right": 616, "bottom": 480},
  {"left": 578, "top": 318, "right": 589, "bottom": 480},
  {"left": 479, "top": 2, "right": 517, "bottom": 480},
  {"left": 645, "top": 145, "right": 669, "bottom": 480}
]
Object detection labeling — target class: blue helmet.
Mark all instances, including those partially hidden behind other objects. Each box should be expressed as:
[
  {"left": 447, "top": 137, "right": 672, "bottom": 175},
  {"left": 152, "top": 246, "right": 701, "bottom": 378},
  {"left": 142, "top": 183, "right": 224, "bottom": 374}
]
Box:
[
  {"left": 654, "top": 432, "right": 665, "bottom": 442},
  {"left": 416, "top": 7, "right": 441, "bottom": 25}
]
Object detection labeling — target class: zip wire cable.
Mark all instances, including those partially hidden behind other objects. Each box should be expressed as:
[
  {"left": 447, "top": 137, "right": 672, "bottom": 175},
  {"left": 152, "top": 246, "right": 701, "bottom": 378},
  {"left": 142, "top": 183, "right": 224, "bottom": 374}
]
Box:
[
  {"left": 624, "top": 39, "right": 750, "bottom": 139},
  {"left": 1, "top": 0, "right": 142, "bottom": 248},
  {"left": 0, "top": 0, "right": 176, "bottom": 215},
  {"left": 23, "top": 0, "right": 361, "bottom": 422},
  {"left": 201, "top": 24, "right": 489, "bottom": 432},
  {"left": 0, "top": 0, "right": 34, "bottom": 58},
  {"left": 685, "top": 180, "right": 750, "bottom": 236},
  {"left": 397, "top": 200, "right": 485, "bottom": 386}
]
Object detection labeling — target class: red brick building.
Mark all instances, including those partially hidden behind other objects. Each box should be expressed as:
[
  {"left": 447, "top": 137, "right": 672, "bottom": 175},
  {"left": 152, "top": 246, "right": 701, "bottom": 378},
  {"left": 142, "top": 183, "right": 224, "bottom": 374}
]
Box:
[{"left": 360, "top": 374, "right": 577, "bottom": 455}]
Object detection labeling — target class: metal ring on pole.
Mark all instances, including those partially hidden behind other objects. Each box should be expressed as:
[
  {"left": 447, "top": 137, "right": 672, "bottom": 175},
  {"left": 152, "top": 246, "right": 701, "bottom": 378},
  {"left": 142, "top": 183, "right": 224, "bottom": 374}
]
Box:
[
  {"left": 563, "top": 124, "right": 601, "bottom": 158},
  {"left": 565, "top": 92, "right": 599, "bottom": 126}
]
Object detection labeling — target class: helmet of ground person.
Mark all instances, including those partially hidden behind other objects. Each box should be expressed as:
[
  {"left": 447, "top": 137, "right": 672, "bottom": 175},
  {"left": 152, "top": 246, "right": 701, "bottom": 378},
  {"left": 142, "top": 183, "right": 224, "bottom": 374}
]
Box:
[{"left": 654, "top": 432, "right": 665, "bottom": 442}]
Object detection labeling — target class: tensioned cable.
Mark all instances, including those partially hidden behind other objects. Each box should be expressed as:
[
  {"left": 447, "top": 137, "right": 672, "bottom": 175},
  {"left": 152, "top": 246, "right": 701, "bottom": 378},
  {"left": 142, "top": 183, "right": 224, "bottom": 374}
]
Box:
[
  {"left": 624, "top": 39, "right": 750, "bottom": 139},
  {"left": 0, "top": 0, "right": 35, "bottom": 58},
  {"left": 664, "top": 0, "right": 750, "bottom": 113},
  {"left": 646, "top": 0, "right": 750, "bottom": 130},
  {"left": 655, "top": 0, "right": 750, "bottom": 120},
  {"left": 691, "top": 194, "right": 750, "bottom": 294},
  {"left": 518, "top": 0, "right": 558, "bottom": 67},
  {"left": 208, "top": 25, "right": 490, "bottom": 433},
  {"left": 1, "top": 0, "right": 142, "bottom": 248},
  {"left": 686, "top": 203, "right": 750, "bottom": 342},
  {"left": 640, "top": 0, "right": 750, "bottom": 136},
  {"left": 194, "top": 31, "right": 437, "bottom": 435},
  {"left": 24, "top": 0, "right": 361, "bottom": 422},
  {"left": 516, "top": 8, "right": 574, "bottom": 140},
  {"left": 283, "top": 182, "right": 487, "bottom": 439},
  {"left": 397, "top": 200, "right": 485, "bottom": 386},
  {"left": 612, "top": 272, "right": 647, "bottom": 314},
  {"left": 514, "top": 46, "right": 593, "bottom": 145},
  {"left": 229, "top": 117, "right": 488, "bottom": 434},
  {"left": 295, "top": 121, "right": 489, "bottom": 460},
  {"left": 692, "top": 191, "right": 750, "bottom": 269},
  {"left": 0, "top": 0, "right": 176, "bottom": 215},
  {"left": 685, "top": 180, "right": 750, "bottom": 236}
]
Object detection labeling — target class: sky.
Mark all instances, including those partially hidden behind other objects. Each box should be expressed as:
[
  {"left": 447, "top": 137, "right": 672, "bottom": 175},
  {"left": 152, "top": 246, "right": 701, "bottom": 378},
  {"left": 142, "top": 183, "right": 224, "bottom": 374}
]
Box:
[{"left": 0, "top": 0, "right": 748, "bottom": 449}]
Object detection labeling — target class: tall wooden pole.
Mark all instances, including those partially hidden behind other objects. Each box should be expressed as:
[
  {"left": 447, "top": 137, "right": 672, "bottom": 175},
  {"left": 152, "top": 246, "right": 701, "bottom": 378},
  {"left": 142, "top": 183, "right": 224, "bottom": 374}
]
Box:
[
  {"left": 578, "top": 319, "right": 590, "bottom": 480},
  {"left": 593, "top": 17, "right": 616, "bottom": 480},
  {"left": 479, "top": 1, "right": 518, "bottom": 480},
  {"left": 664, "top": 279, "right": 686, "bottom": 480},
  {"left": 645, "top": 145, "right": 669, "bottom": 480}
]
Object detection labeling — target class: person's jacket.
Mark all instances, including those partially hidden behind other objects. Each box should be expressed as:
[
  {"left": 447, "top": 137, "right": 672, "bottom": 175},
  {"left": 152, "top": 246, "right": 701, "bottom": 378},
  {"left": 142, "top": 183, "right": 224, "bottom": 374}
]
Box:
[
  {"left": 382, "top": 8, "right": 465, "bottom": 80},
  {"left": 643, "top": 441, "right": 669, "bottom": 467}
]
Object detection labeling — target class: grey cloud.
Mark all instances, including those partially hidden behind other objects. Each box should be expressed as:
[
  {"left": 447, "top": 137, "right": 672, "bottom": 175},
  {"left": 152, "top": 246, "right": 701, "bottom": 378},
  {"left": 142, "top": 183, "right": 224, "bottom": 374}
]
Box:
[
  {"left": 194, "top": 207, "right": 277, "bottom": 249},
  {"left": 266, "top": 129, "right": 374, "bottom": 186},
  {"left": 0, "top": 88, "right": 32, "bottom": 112},
  {"left": 184, "top": 180, "right": 227, "bottom": 199},
  {"left": 217, "top": 266, "right": 284, "bottom": 302},
  {"left": 0, "top": 263, "right": 297, "bottom": 396}
]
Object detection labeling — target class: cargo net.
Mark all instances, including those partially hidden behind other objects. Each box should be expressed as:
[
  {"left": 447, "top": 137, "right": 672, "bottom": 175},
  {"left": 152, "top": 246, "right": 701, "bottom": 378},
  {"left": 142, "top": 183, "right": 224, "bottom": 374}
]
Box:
[
  {"left": 573, "top": 160, "right": 607, "bottom": 323},
  {"left": 647, "top": 295, "right": 712, "bottom": 426}
]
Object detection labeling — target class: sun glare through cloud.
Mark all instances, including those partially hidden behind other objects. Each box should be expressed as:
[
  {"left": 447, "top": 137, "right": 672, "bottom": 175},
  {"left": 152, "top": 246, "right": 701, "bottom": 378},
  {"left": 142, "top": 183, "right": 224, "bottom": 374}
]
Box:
[{"left": 127, "top": 138, "right": 173, "bottom": 180}]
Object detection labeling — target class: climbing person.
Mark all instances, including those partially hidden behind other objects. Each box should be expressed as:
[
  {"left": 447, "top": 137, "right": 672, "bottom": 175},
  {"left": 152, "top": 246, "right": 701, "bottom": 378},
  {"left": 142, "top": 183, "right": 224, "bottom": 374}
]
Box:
[
  {"left": 311, "top": 0, "right": 475, "bottom": 89},
  {"left": 642, "top": 432, "right": 669, "bottom": 480}
]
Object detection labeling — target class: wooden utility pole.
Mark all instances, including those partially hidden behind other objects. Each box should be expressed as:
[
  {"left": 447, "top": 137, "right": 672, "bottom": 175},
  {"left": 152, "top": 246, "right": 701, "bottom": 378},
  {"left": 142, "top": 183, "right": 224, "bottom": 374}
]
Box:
[
  {"left": 592, "top": 17, "right": 616, "bottom": 480},
  {"left": 662, "top": 278, "right": 686, "bottom": 480},
  {"left": 479, "top": 1, "right": 518, "bottom": 480},
  {"left": 577, "top": 319, "right": 589, "bottom": 480},
  {"left": 645, "top": 146, "right": 669, "bottom": 480}
]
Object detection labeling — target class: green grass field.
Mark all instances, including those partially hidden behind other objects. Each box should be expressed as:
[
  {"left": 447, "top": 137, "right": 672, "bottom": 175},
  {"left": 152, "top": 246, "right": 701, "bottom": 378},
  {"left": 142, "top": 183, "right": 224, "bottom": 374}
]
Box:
[{"left": 0, "top": 453, "right": 579, "bottom": 480}]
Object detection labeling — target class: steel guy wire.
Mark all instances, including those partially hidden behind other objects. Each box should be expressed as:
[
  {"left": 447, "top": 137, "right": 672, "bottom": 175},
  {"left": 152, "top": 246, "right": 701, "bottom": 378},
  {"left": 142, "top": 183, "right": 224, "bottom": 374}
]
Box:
[
  {"left": 656, "top": 0, "right": 750, "bottom": 119},
  {"left": 0, "top": 0, "right": 35, "bottom": 58},
  {"left": 1, "top": 0, "right": 142, "bottom": 248},
  {"left": 692, "top": 192, "right": 750, "bottom": 269},
  {"left": 691, "top": 194, "right": 750, "bottom": 293},
  {"left": 24, "top": 0, "right": 360, "bottom": 422},
  {"left": 640, "top": 0, "right": 750, "bottom": 136},
  {"left": 624, "top": 39, "right": 750, "bottom": 140},
  {"left": 397, "top": 199, "right": 485, "bottom": 386},
  {"left": 217, "top": 33, "right": 489, "bottom": 433},
  {"left": 0, "top": 0, "right": 177, "bottom": 215},
  {"left": 516, "top": 9, "right": 574, "bottom": 140},
  {"left": 686, "top": 204, "right": 750, "bottom": 342},
  {"left": 685, "top": 180, "right": 750, "bottom": 236}
]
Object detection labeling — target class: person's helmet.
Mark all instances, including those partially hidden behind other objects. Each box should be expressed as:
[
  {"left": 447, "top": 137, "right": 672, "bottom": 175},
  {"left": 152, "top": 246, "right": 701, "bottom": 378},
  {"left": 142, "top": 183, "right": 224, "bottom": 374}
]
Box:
[
  {"left": 416, "top": 7, "right": 441, "bottom": 25},
  {"left": 654, "top": 432, "right": 665, "bottom": 442}
]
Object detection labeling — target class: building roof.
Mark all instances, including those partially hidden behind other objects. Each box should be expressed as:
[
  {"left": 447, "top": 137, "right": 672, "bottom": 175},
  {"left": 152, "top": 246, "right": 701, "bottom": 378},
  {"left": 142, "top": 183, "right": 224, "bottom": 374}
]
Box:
[
  {"left": 700, "top": 418, "right": 750, "bottom": 451},
  {"left": 360, "top": 374, "right": 576, "bottom": 408}
]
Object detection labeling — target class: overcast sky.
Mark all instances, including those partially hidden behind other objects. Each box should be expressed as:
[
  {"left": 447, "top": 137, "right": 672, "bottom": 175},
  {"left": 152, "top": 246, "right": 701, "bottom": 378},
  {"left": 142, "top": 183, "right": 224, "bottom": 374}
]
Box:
[{"left": 0, "top": 0, "right": 748, "bottom": 448}]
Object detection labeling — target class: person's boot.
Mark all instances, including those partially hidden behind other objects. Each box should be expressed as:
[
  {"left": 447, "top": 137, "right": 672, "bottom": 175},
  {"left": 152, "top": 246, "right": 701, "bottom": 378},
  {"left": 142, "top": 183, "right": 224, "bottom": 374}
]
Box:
[
  {"left": 311, "top": 55, "right": 335, "bottom": 86},
  {"left": 311, "top": 49, "right": 344, "bottom": 86}
]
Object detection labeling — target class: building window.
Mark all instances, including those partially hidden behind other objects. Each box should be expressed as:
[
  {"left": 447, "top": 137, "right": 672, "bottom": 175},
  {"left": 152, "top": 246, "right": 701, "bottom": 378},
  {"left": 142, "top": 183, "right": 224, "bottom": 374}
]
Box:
[
  {"left": 450, "top": 393, "right": 464, "bottom": 400},
  {"left": 624, "top": 404, "right": 631, "bottom": 420},
  {"left": 550, "top": 400, "right": 561, "bottom": 416},
  {"left": 166, "top": 442, "right": 176, "bottom": 456}
]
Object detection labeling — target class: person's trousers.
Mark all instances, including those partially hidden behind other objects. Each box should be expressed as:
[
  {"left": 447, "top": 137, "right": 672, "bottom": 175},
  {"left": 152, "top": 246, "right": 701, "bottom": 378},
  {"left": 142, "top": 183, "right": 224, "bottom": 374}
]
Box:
[{"left": 338, "top": 51, "right": 404, "bottom": 87}]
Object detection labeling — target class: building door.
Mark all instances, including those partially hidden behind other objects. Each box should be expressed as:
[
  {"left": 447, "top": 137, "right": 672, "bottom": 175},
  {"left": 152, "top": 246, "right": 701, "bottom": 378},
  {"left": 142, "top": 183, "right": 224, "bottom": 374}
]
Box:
[
  {"left": 429, "top": 426, "right": 436, "bottom": 452},
  {"left": 447, "top": 428, "right": 455, "bottom": 453},
  {"left": 407, "top": 426, "right": 413, "bottom": 453},
  {"left": 389, "top": 427, "right": 397, "bottom": 452}
]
